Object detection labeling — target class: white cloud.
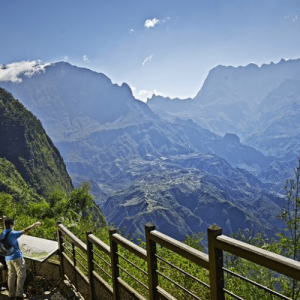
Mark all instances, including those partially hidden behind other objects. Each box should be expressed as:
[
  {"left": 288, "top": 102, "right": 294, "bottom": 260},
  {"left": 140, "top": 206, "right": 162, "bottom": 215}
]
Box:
[
  {"left": 83, "top": 55, "right": 90, "bottom": 62},
  {"left": 129, "top": 28, "right": 135, "bottom": 33},
  {"left": 144, "top": 18, "right": 160, "bottom": 28},
  {"left": 131, "top": 86, "right": 164, "bottom": 102},
  {"left": 142, "top": 54, "right": 153, "bottom": 66},
  {"left": 0, "top": 61, "right": 50, "bottom": 83}
]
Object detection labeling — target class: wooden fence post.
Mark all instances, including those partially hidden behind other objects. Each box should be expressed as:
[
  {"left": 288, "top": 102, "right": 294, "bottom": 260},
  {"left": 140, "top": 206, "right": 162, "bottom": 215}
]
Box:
[
  {"left": 1, "top": 216, "right": 6, "bottom": 230},
  {"left": 145, "top": 222, "right": 158, "bottom": 300},
  {"left": 86, "top": 231, "right": 95, "bottom": 300},
  {"left": 208, "top": 224, "right": 224, "bottom": 300},
  {"left": 109, "top": 228, "right": 119, "bottom": 300},
  {"left": 57, "top": 221, "right": 65, "bottom": 279}
]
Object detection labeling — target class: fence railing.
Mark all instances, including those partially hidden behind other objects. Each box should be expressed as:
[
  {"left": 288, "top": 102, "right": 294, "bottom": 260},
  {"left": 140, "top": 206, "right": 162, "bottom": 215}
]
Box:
[
  {"left": 208, "top": 224, "right": 300, "bottom": 300},
  {"left": 56, "top": 222, "right": 300, "bottom": 300}
]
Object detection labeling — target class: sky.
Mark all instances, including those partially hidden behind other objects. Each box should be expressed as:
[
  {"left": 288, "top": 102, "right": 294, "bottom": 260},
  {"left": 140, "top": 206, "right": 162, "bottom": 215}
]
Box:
[{"left": 1, "top": 0, "right": 300, "bottom": 101}]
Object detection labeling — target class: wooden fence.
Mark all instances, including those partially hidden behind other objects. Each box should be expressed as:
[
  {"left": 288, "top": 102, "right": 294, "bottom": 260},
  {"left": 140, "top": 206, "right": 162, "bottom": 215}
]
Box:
[
  {"left": 0, "top": 216, "right": 5, "bottom": 231},
  {"left": 56, "top": 222, "right": 300, "bottom": 300}
]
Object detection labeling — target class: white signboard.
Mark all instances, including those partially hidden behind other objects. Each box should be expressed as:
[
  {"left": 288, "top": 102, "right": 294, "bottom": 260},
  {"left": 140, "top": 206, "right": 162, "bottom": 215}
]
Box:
[{"left": 19, "top": 235, "right": 58, "bottom": 262}]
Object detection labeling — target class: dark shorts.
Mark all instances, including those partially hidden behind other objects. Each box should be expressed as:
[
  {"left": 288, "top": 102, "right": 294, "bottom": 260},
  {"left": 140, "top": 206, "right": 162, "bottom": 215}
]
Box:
[{"left": 0, "top": 255, "right": 7, "bottom": 270}]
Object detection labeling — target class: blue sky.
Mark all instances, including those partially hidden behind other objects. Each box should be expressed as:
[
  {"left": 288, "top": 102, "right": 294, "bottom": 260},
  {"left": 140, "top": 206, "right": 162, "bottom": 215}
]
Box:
[{"left": 1, "top": 0, "right": 300, "bottom": 101}]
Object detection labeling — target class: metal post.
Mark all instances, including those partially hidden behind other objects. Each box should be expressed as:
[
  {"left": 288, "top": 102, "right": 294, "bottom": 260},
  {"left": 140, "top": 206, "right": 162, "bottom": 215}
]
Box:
[
  {"left": 86, "top": 231, "right": 95, "bottom": 300},
  {"left": 56, "top": 221, "right": 65, "bottom": 279},
  {"left": 208, "top": 224, "right": 224, "bottom": 300},
  {"left": 109, "top": 228, "right": 119, "bottom": 300},
  {"left": 72, "top": 242, "right": 78, "bottom": 290},
  {"left": 145, "top": 222, "right": 158, "bottom": 300}
]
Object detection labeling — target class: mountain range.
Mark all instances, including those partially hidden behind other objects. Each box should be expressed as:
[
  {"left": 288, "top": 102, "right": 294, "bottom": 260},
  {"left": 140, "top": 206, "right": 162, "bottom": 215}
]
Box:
[
  {"left": 1, "top": 59, "right": 299, "bottom": 240},
  {"left": 148, "top": 59, "right": 300, "bottom": 161}
]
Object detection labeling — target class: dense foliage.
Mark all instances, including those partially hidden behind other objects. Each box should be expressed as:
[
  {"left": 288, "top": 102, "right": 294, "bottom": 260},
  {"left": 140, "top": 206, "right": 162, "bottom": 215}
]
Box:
[
  {"left": 0, "top": 87, "right": 73, "bottom": 197},
  {"left": 0, "top": 181, "right": 105, "bottom": 240}
]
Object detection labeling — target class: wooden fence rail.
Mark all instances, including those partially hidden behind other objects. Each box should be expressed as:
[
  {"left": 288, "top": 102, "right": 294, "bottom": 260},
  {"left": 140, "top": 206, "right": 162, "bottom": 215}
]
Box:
[{"left": 56, "top": 222, "right": 300, "bottom": 300}]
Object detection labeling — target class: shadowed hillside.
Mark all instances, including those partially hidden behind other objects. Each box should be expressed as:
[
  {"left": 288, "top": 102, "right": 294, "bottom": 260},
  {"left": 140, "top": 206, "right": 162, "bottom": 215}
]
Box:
[{"left": 0, "top": 88, "right": 73, "bottom": 196}]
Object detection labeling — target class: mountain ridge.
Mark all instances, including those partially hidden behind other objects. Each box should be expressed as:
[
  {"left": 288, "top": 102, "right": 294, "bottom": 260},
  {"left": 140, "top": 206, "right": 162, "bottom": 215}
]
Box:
[{"left": 0, "top": 61, "right": 290, "bottom": 240}]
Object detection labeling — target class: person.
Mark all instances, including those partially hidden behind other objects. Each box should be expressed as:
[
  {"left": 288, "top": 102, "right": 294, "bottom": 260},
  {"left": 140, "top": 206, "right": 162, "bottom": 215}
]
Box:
[
  {"left": 0, "top": 255, "right": 8, "bottom": 291},
  {"left": 0, "top": 219, "right": 41, "bottom": 300}
]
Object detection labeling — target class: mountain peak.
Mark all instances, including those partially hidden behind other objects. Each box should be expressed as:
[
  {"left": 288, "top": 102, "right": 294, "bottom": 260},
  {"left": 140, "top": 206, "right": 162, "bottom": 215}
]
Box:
[
  {"left": 194, "top": 58, "right": 300, "bottom": 106},
  {"left": 121, "top": 82, "right": 133, "bottom": 97},
  {"left": 223, "top": 133, "right": 240, "bottom": 144}
]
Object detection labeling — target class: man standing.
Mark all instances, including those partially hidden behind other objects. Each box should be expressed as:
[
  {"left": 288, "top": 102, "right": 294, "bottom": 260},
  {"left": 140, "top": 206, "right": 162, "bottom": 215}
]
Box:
[{"left": 0, "top": 219, "right": 41, "bottom": 300}]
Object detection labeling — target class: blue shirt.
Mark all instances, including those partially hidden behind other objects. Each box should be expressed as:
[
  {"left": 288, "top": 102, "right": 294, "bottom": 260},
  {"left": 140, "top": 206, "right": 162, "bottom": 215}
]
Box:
[{"left": 0, "top": 228, "right": 23, "bottom": 261}]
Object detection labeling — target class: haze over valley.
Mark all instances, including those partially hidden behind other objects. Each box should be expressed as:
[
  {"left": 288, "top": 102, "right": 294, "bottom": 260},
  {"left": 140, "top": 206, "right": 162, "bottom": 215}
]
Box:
[{"left": 1, "top": 0, "right": 300, "bottom": 241}]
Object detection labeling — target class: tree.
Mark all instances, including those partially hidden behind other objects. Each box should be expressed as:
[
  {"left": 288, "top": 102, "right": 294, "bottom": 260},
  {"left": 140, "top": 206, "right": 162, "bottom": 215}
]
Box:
[
  {"left": 278, "top": 156, "right": 300, "bottom": 299},
  {"left": 68, "top": 182, "right": 94, "bottom": 215}
]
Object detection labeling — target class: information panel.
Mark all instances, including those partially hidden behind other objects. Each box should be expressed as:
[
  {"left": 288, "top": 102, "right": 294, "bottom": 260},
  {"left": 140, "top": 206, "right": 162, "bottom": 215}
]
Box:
[{"left": 19, "top": 235, "right": 58, "bottom": 262}]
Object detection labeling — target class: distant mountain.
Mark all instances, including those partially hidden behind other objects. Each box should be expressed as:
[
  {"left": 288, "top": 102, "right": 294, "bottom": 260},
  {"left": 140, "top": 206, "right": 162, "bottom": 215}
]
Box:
[
  {"left": 258, "top": 158, "right": 297, "bottom": 190},
  {"left": 0, "top": 62, "right": 287, "bottom": 240},
  {"left": 246, "top": 78, "right": 300, "bottom": 159},
  {"left": 148, "top": 59, "right": 300, "bottom": 143},
  {"left": 148, "top": 59, "right": 300, "bottom": 184},
  {"left": 194, "top": 59, "right": 300, "bottom": 107}
]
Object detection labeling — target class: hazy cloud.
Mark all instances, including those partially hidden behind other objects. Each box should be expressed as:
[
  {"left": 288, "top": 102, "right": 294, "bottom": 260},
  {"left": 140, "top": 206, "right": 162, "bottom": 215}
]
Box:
[
  {"left": 144, "top": 18, "right": 160, "bottom": 28},
  {"left": 293, "top": 13, "right": 299, "bottom": 22},
  {"left": 83, "top": 55, "right": 89, "bottom": 62},
  {"left": 129, "top": 28, "right": 135, "bottom": 33},
  {"left": 0, "top": 61, "right": 50, "bottom": 83},
  {"left": 283, "top": 13, "right": 300, "bottom": 23},
  {"left": 142, "top": 54, "right": 153, "bottom": 66},
  {"left": 162, "top": 17, "right": 171, "bottom": 23}
]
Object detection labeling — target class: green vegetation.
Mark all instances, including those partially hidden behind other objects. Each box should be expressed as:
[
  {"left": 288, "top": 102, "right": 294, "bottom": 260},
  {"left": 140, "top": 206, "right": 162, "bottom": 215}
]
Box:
[
  {"left": 223, "top": 157, "right": 300, "bottom": 299},
  {"left": 278, "top": 156, "right": 300, "bottom": 299},
  {"left": 0, "top": 181, "right": 105, "bottom": 240},
  {"left": 0, "top": 141, "right": 106, "bottom": 240},
  {"left": 0, "top": 157, "right": 44, "bottom": 203},
  {"left": 0, "top": 87, "right": 106, "bottom": 240},
  {"left": 0, "top": 88, "right": 73, "bottom": 197}
]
